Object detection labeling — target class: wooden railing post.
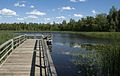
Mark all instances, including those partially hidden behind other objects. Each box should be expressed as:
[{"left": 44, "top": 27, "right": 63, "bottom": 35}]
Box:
[
  {"left": 19, "top": 36, "right": 21, "bottom": 45},
  {"left": 0, "top": 34, "right": 28, "bottom": 65},
  {"left": 41, "top": 36, "right": 57, "bottom": 76},
  {"left": 12, "top": 39, "right": 14, "bottom": 50},
  {"left": 25, "top": 35, "right": 27, "bottom": 40}
]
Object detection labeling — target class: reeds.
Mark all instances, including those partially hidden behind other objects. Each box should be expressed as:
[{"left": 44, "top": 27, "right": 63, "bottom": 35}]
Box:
[{"left": 0, "top": 33, "right": 16, "bottom": 45}]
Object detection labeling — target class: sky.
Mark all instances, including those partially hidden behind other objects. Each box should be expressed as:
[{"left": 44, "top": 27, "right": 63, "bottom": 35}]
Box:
[{"left": 0, "top": 0, "right": 120, "bottom": 23}]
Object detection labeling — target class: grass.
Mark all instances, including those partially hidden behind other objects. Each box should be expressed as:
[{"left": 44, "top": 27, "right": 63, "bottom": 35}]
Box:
[
  {"left": 2, "top": 30, "right": 120, "bottom": 39},
  {"left": 71, "top": 41, "right": 120, "bottom": 76},
  {"left": 61, "top": 31, "right": 120, "bottom": 40},
  {"left": 0, "top": 32, "right": 17, "bottom": 45}
]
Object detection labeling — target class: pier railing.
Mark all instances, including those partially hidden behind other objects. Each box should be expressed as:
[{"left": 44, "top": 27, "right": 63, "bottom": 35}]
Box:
[
  {"left": 41, "top": 37, "right": 57, "bottom": 76},
  {"left": 0, "top": 34, "right": 57, "bottom": 76},
  {"left": 0, "top": 35, "right": 27, "bottom": 64}
]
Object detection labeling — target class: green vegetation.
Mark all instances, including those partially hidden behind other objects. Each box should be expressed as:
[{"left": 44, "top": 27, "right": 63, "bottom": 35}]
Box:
[
  {"left": 0, "top": 6, "right": 120, "bottom": 32},
  {"left": 61, "top": 32, "right": 120, "bottom": 40},
  {"left": 0, "top": 33, "right": 16, "bottom": 45},
  {"left": 70, "top": 42, "right": 120, "bottom": 76}
]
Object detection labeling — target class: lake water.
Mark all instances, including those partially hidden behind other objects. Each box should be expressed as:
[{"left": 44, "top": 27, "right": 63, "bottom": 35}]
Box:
[{"left": 18, "top": 32, "right": 119, "bottom": 76}]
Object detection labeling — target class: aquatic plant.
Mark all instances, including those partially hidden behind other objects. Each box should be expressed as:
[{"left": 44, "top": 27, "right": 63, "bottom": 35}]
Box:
[
  {"left": 0, "top": 33, "right": 16, "bottom": 45},
  {"left": 71, "top": 41, "right": 120, "bottom": 76}
]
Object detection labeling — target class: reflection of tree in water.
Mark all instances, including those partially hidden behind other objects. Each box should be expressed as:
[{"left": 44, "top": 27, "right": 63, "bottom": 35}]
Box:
[{"left": 70, "top": 42, "right": 120, "bottom": 76}]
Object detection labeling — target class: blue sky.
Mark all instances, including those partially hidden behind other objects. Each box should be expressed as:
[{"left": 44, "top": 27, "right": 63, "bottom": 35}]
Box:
[{"left": 0, "top": 0, "right": 120, "bottom": 23}]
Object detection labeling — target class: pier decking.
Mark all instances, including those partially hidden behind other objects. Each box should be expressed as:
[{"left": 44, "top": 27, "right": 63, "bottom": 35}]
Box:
[{"left": 0, "top": 35, "right": 57, "bottom": 76}]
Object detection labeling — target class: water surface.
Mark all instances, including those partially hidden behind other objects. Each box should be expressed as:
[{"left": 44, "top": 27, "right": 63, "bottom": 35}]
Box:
[{"left": 18, "top": 32, "right": 120, "bottom": 76}]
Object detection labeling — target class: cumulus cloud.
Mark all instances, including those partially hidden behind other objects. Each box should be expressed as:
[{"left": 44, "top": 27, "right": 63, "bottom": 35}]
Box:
[
  {"left": 45, "top": 18, "right": 50, "bottom": 20},
  {"left": 26, "top": 9, "right": 46, "bottom": 16},
  {"left": 17, "top": 18, "right": 24, "bottom": 20},
  {"left": 70, "top": 0, "right": 86, "bottom": 2},
  {"left": 17, "top": 15, "right": 38, "bottom": 20},
  {"left": 62, "top": 6, "right": 75, "bottom": 10},
  {"left": 14, "top": 2, "right": 25, "bottom": 7},
  {"left": 25, "top": 15, "right": 38, "bottom": 19},
  {"left": 4, "top": 16, "right": 12, "bottom": 18},
  {"left": 30, "top": 5, "right": 35, "bottom": 8},
  {"left": 0, "top": 8, "right": 17, "bottom": 16},
  {"left": 74, "top": 14, "right": 83, "bottom": 17},
  {"left": 56, "top": 16, "right": 65, "bottom": 19},
  {"left": 91, "top": 10, "right": 96, "bottom": 14}
]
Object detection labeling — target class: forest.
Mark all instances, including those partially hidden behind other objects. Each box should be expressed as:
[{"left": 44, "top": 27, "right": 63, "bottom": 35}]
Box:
[{"left": 0, "top": 6, "right": 120, "bottom": 32}]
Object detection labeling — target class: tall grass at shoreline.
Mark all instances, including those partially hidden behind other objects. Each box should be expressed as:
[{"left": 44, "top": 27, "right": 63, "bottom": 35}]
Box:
[
  {"left": 61, "top": 32, "right": 120, "bottom": 40},
  {"left": 1, "top": 30, "right": 120, "bottom": 40},
  {"left": 71, "top": 41, "right": 120, "bottom": 76},
  {"left": 0, "top": 33, "right": 16, "bottom": 45}
]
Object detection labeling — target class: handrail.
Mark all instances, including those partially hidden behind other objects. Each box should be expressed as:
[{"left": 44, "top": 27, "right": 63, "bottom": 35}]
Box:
[
  {"left": 0, "top": 35, "right": 27, "bottom": 64},
  {"left": 0, "top": 34, "right": 57, "bottom": 76},
  {"left": 41, "top": 37, "right": 57, "bottom": 76}
]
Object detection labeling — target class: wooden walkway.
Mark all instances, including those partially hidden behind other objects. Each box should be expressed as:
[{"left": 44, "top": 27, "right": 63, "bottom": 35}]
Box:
[
  {"left": 0, "top": 39, "right": 36, "bottom": 76},
  {"left": 0, "top": 37, "right": 57, "bottom": 76}
]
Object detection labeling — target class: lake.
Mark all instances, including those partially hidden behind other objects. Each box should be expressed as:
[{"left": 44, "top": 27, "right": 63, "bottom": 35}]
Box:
[{"left": 18, "top": 32, "right": 120, "bottom": 76}]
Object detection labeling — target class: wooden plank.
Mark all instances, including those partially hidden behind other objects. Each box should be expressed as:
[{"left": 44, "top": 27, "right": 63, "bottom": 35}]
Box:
[
  {"left": 0, "top": 36, "right": 57, "bottom": 76},
  {"left": 0, "top": 39, "right": 35, "bottom": 76},
  {"left": 42, "top": 39, "right": 57, "bottom": 76}
]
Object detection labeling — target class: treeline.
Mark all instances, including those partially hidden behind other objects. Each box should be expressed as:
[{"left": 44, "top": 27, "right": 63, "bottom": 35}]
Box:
[{"left": 0, "top": 6, "right": 120, "bottom": 32}]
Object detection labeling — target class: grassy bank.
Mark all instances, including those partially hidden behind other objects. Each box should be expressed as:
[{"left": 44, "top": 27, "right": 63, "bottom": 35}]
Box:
[
  {"left": 61, "top": 31, "right": 120, "bottom": 40},
  {"left": 0, "top": 33, "right": 16, "bottom": 45},
  {"left": 0, "top": 30, "right": 120, "bottom": 40}
]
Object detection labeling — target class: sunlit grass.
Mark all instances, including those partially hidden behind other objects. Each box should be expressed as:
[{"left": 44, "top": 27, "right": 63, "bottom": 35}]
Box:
[
  {"left": 61, "top": 31, "right": 120, "bottom": 40},
  {"left": 0, "top": 32, "right": 16, "bottom": 45},
  {"left": 70, "top": 41, "right": 120, "bottom": 76}
]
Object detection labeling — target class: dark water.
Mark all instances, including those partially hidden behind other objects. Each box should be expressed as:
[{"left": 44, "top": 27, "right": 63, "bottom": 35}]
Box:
[
  {"left": 51, "top": 33, "right": 109, "bottom": 76},
  {"left": 18, "top": 32, "right": 120, "bottom": 76}
]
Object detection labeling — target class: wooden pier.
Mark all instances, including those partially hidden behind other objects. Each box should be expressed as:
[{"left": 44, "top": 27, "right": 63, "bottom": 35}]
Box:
[{"left": 0, "top": 35, "right": 57, "bottom": 76}]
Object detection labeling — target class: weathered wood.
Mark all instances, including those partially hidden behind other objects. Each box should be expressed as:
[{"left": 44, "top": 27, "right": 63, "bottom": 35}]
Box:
[
  {"left": 41, "top": 38, "right": 57, "bottom": 76},
  {"left": 0, "top": 35, "right": 27, "bottom": 65},
  {"left": 0, "top": 39, "right": 35, "bottom": 76},
  {"left": 0, "top": 34, "right": 57, "bottom": 76}
]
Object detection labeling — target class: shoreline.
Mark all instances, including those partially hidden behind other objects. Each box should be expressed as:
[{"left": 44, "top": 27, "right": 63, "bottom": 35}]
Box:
[{"left": 0, "top": 30, "right": 120, "bottom": 40}]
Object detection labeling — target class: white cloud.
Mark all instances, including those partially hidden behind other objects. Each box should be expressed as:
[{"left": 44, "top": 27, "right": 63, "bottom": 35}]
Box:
[
  {"left": 91, "top": 10, "right": 96, "bottom": 14},
  {"left": 17, "top": 15, "right": 38, "bottom": 20},
  {"left": 17, "top": 18, "right": 24, "bottom": 20},
  {"left": 70, "top": 0, "right": 86, "bottom": 2},
  {"left": 26, "top": 9, "right": 46, "bottom": 16},
  {"left": 45, "top": 18, "right": 50, "bottom": 20},
  {"left": 0, "top": 8, "right": 17, "bottom": 16},
  {"left": 4, "top": 15, "right": 12, "bottom": 18},
  {"left": 56, "top": 16, "right": 65, "bottom": 19},
  {"left": 25, "top": 15, "right": 38, "bottom": 19},
  {"left": 14, "top": 2, "right": 25, "bottom": 7},
  {"left": 62, "top": 6, "right": 75, "bottom": 10},
  {"left": 30, "top": 5, "right": 35, "bottom": 8},
  {"left": 74, "top": 14, "right": 83, "bottom": 17}
]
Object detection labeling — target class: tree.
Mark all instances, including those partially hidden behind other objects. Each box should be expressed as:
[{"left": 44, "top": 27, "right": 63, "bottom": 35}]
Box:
[
  {"left": 117, "top": 9, "right": 120, "bottom": 31},
  {"left": 68, "top": 19, "right": 76, "bottom": 31},
  {"left": 95, "top": 14, "right": 108, "bottom": 31},
  {"left": 107, "top": 6, "right": 118, "bottom": 31},
  {"left": 62, "top": 20, "right": 67, "bottom": 31}
]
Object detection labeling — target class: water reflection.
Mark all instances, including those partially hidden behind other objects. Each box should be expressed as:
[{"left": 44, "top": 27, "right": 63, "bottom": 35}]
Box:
[
  {"left": 68, "top": 42, "right": 120, "bottom": 76},
  {"left": 51, "top": 33, "right": 120, "bottom": 76},
  {"left": 17, "top": 32, "right": 120, "bottom": 76}
]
